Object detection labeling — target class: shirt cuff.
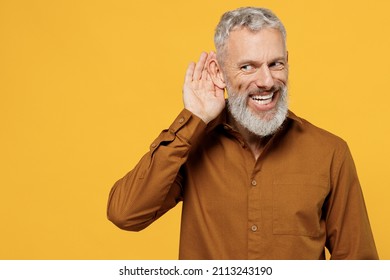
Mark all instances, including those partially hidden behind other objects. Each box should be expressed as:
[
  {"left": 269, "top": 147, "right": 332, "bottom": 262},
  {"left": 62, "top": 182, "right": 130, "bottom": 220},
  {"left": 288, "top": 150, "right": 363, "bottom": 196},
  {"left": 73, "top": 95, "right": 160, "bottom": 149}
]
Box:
[{"left": 169, "top": 109, "right": 207, "bottom": 145}]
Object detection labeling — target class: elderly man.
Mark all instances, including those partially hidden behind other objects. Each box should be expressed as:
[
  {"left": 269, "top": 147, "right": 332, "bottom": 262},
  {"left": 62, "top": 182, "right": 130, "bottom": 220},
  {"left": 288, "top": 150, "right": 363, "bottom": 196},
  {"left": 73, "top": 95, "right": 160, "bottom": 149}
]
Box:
[{"left": 107, "top": 7, "right": 378, "bottom": 260}]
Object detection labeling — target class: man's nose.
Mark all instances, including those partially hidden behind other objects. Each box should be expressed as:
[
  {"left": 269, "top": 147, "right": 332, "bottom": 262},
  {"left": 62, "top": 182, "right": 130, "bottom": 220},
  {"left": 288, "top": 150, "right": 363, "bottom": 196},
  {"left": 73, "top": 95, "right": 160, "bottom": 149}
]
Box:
[{"left": 255, "top": 65, "right": 274, "bottom": 89}]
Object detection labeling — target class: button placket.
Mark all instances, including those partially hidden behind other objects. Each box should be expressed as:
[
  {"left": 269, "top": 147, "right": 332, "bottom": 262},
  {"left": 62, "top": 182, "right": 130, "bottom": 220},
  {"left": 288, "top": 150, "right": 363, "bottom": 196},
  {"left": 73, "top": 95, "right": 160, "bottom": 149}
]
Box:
[{"left": 249, "top": 176, "right": 259, "bottom": 235}]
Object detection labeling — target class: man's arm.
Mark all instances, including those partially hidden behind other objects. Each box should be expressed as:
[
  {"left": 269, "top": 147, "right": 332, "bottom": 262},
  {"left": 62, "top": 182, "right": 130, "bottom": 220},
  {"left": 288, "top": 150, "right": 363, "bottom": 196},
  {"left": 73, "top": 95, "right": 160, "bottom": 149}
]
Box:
[
  {"left": 107, "top": 52, "right": 225, "bottom": 231},
  {"left": 325, "top": 142, "right": 379, "bottom": 259},
  {"left": 107, "top": 109, "right": 206, "bottom": 231}
]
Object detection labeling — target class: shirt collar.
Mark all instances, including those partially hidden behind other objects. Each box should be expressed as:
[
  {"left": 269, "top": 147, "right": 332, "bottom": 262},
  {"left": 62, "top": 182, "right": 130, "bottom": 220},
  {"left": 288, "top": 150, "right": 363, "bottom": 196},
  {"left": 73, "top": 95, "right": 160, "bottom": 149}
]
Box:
[{"left": 286, "top": 110, "right": 303, "bottom": 124}]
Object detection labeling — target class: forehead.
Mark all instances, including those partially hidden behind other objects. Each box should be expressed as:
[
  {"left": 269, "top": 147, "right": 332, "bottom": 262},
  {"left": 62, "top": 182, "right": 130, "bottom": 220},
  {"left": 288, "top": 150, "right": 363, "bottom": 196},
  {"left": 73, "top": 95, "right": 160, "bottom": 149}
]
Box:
[{"left": 225, "top": 27, "right": 286, "bottom": 62}]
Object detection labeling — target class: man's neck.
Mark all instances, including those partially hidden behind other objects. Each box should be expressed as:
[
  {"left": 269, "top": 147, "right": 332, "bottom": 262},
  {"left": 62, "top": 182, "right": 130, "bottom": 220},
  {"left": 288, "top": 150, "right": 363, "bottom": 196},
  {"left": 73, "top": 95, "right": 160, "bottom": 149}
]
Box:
[{"left": 227, "top": 113, "right": 270, "bottom": 160}]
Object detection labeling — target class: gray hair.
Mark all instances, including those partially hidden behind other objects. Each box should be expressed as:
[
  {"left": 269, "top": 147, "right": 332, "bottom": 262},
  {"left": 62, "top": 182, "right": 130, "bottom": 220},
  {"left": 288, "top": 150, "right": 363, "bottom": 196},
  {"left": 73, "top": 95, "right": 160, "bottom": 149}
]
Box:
[{"left": 214, "top": 7, "right": 286, "bottom": 63}]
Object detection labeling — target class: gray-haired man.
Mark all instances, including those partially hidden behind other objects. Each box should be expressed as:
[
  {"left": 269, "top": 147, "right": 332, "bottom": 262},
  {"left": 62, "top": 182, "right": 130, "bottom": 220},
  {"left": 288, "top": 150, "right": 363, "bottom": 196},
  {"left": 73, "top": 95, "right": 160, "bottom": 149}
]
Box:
[{"left": 108, "top": 7, "right": 378, "bottom": 260}]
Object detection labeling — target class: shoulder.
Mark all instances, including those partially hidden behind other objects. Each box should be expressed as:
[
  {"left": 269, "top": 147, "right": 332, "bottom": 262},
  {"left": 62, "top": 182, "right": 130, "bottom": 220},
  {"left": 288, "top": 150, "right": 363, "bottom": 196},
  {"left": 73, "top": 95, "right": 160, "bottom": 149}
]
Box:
[{"left": 286, "top": 111, "right": 348, "bottom": 152}]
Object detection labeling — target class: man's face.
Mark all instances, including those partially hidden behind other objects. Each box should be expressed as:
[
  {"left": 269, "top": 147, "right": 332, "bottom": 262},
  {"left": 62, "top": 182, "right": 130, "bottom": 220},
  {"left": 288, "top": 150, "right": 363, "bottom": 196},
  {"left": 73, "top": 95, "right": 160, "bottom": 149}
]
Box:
[{"left": 221, "top": 27, "right": 289, "bottom": 136}]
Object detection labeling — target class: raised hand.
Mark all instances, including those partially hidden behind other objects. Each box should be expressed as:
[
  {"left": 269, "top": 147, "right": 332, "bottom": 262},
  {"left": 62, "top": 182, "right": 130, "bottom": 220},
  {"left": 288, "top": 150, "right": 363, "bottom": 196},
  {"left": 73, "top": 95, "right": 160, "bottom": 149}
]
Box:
[{"left": 183, "top": 52, "right": 226, "bottom": 124}]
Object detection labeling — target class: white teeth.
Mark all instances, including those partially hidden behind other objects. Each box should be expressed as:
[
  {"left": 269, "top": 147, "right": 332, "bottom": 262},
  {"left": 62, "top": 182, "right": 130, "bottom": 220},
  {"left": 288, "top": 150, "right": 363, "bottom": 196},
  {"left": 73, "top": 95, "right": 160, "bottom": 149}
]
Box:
[{"left": 251, "top": 92, "right": 274, "bottom": 105}]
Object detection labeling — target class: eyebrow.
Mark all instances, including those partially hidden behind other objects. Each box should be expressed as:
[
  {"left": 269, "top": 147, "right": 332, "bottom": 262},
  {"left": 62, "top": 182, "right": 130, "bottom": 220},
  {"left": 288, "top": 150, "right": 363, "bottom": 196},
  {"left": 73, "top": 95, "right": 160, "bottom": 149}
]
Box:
[{"left": 237, "top": 56, "right": 287, "bottom": 66}]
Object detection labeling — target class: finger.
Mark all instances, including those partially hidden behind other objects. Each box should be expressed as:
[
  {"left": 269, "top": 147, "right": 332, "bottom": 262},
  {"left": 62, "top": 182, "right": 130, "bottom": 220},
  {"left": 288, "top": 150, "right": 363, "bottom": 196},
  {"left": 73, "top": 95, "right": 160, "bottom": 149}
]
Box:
[
  {"left": 205, "top": 71, "right": 211, "bottom": 81},
  {"left": 204, "top": 51, "right": 218, "bottom": 80},
  {"left": 193, "top": 52, "right": 207, "bottom": 80},
  {"left": 201, "top": 67, "right": 208, "bottom": 80},
  {"left": 184, "top": 62, "right": 195, "bottom": 83},
  {"left": 201, "top": 52, "right": 212, "bottom": 80}
]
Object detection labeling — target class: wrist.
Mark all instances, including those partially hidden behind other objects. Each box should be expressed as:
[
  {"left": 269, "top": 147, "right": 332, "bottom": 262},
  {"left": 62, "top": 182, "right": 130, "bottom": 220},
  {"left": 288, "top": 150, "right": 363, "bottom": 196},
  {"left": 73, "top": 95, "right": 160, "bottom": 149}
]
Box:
[{"left": 184, "top": 108, "right": 212, "bottom": 124}]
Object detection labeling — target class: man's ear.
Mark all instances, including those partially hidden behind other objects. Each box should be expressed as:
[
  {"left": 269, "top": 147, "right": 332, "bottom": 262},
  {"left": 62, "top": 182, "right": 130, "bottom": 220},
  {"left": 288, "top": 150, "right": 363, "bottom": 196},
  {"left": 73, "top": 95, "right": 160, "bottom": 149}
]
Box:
[{"left": 207, "top": 56, "right": 226, "bottom": 89}]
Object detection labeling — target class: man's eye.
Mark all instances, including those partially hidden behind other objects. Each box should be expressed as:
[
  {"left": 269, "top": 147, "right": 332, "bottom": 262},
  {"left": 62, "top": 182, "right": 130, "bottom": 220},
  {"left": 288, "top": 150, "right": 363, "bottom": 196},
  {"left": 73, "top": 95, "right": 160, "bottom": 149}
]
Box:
[
  {"left": 269, "top": 62, "right": 285, "bottom": 70},
  {"left": 241, "top": 65, "right": 254, "bottom": 71}
]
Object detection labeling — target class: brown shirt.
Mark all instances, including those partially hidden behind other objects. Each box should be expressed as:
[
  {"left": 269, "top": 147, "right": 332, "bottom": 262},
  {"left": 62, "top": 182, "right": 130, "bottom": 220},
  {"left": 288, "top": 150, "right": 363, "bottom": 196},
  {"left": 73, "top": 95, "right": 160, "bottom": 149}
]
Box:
[{"left": 107, "top": 108, "right": 378, "bottom": 260}]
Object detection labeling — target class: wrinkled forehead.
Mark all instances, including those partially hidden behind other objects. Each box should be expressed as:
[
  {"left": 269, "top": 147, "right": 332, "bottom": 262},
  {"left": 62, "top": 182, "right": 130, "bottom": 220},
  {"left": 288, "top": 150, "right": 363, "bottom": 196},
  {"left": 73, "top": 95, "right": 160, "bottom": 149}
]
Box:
[
  {"left": 224, "top": 27, "right": 286, "bottom": 59},
  {"left": 228, "top": 26, "right": 286, "bottom": 47}
]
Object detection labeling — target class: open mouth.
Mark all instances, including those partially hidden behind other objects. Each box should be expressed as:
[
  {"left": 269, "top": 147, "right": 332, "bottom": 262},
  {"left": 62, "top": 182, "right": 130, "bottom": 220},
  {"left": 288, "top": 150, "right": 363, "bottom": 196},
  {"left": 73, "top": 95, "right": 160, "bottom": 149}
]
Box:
[{"left": 250, "top": 92, "right": 274, "bottom": 105}]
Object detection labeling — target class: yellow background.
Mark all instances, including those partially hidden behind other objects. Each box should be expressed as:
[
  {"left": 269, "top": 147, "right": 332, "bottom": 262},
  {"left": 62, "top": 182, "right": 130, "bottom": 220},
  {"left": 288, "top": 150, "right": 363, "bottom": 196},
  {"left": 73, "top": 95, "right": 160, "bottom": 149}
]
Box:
[{"left": 1, "top": 0, "right": 389, "bottom": 259}]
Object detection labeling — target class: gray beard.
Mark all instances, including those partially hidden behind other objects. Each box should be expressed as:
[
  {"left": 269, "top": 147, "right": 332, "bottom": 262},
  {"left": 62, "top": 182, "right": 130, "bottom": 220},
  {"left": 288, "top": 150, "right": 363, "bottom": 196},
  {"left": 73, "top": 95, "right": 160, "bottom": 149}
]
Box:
[{"left": 227, "top": 86, "right": 288, "bottom": 137}]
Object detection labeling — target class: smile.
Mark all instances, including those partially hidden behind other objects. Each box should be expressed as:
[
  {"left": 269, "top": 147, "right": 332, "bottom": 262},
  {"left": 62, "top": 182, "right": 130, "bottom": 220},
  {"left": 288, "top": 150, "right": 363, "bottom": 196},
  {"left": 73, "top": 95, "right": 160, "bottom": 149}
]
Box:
[{"left": 250, "top": 92, "right": 274, "bottom": 105}]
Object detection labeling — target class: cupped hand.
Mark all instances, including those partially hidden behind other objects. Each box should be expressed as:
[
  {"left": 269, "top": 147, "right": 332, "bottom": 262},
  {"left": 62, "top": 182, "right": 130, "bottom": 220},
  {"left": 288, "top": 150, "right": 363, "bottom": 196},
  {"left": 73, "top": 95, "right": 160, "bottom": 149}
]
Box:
[{"left": 183, "top": 52, "right": 225, "bottom": 124}]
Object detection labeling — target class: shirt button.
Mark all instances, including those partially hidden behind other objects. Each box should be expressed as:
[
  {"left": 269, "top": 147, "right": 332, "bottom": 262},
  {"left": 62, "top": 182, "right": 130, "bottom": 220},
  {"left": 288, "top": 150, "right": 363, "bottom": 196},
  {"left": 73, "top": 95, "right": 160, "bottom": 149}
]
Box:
[
  {"left": 251, "top": 225, "right": 258, "bottom": 232},
  {"left": 251, "top": 180, "right": 257, "bottom": 186},
  {"left": 178, "top": 117, "right": 185, "bottom": 123}
]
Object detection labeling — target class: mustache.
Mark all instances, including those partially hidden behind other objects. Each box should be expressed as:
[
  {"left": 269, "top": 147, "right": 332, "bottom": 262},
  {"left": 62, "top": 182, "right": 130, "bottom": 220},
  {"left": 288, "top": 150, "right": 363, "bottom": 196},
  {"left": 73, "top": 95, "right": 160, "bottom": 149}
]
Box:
[
  {"left": 226, "top": 82, "right": 287, "bottom": 99},
  {"left": 247, "top": 86, "right": 281, "bottom": 96}
]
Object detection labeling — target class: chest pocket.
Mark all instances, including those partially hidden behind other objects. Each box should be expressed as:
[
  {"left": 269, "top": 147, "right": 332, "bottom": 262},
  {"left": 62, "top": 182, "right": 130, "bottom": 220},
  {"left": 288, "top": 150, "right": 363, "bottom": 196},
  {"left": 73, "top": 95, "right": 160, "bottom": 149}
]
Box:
[{"left": 272, "top": 174, "right": 329, "bottom": 237}]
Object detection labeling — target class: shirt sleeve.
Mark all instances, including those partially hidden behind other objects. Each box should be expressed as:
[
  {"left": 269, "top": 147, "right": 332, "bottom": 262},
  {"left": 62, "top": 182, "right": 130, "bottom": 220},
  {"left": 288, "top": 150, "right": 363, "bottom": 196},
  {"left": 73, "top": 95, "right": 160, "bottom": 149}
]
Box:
[
  {"left": 107, "top": 109, "right": 207, "bottom": 231},
  {"left": 325, "top": 142, "right": 379, "bottom": 259}
]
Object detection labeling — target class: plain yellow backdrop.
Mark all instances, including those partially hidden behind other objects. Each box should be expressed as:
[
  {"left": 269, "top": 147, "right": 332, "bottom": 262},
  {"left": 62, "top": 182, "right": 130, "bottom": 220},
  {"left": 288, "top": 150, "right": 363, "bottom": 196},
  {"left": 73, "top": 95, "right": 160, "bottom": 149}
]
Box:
[{"left": 1, "top": 0, "right": 389, "bottom": 259}]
